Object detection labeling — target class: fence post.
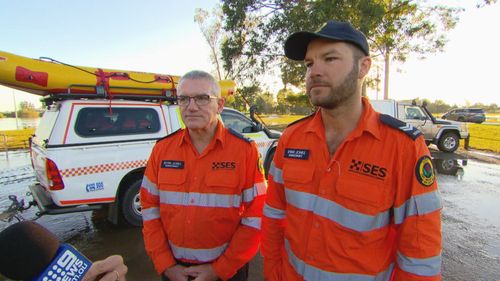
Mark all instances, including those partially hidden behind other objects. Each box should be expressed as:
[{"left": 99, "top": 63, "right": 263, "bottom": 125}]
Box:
[{"left": 2, "top": 134, "right": 8, "bottom": 159}]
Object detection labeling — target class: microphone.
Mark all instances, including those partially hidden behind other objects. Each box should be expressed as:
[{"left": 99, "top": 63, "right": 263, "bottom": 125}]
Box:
[{"left": 0, "top": 221, "right": 92, "bottom": 281}]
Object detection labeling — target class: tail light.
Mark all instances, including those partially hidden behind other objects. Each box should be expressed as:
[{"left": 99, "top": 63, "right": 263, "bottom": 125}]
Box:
[{"left": 46, "top": 158, "right": 65, "bottom": 190}]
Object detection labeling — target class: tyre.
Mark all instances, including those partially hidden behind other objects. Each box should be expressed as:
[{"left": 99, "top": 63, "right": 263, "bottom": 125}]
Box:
[
  {"left": 437, "top": 131, "right": 459, "bottom": 153},
  {"left": 120, "top": 178, "right": 143, "bottom": 227},
  {"left": 434, "top": 159, "right": 459, "bottom": 175}
]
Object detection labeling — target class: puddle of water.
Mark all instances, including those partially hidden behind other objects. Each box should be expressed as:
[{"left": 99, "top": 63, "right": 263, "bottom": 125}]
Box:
[
  {"left": 439, "top": 160, "right": 500, "bottom": 224},
  {"left": 2, "top": 150, "right": 499, "bottom": 280},
  {"left": 0, "top": 150, "right": 32, "bottom": 169},
  {"left": 462, "top": 161, "right": 500, "bottom": 185},
  {"left": 465, "top": 193, "right": 500, "bottom": 226}
]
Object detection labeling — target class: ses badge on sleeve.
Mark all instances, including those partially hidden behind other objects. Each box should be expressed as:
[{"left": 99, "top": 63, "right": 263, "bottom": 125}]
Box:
[
  {"left": 415, "top": 156, "right": 435, "bottom": 187},
  {"left": 257, "top": 156, "right": 265, "bottom": 175}
]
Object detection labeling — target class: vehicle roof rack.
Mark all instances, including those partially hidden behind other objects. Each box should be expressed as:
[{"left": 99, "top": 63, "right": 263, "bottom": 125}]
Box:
[{"left": 42, "top": 84, "right": 178, "bottom": 106}]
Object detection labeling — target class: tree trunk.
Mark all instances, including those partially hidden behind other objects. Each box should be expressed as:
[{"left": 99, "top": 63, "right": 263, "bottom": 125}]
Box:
[{"left": 384, "top": 51, "right": 390, "bottom": 100}]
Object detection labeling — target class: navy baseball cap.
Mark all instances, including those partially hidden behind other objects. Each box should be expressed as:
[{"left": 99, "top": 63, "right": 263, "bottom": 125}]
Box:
[{"left": 284, "top": 20, "right": 369, "bottom": 60}]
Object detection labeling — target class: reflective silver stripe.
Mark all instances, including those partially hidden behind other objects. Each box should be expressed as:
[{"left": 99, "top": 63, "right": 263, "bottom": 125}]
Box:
[
  {"left": 393, "top": 190, "right": 442, "bottom": 225},
  {"left": 160, "top": 191, "right": 241, "bottom": 208},
  {"left": 242, "top": 217, "right": 261, "bottom": 229},
  {"left": 285, "top": 239, "right": 393, "bottom": 281},
  {"left": 285, "top": 188, "right": 390, "bottom": 232},
  {"left": 397, "top": 251, "right": 441, "bottom": 276},
  {"left": 242, "top": 181, "right": 267, "bottom": 203},
  {"left": 263, "top": 203, "right": 286, "bottom": 219},
  {"left": 141, "top": 176, "right": 158, "bottom": 196},
  {"left": 169, "top": 241, "right": 228, "bottom": 262},
  {"left": 142, "top": 207, "right": 159, "bottom": 221},
  {"left": 270, "top": 162, "right": 283, "bottom": 184}
]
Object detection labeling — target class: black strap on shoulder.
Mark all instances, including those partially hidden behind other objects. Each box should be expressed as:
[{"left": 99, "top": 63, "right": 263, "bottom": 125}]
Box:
[
  {"left": 228, "top": 128, "right": 252, "bottom": 143},
  {"left": 286, "top": 113, "right": 315, "bottom": 128},
  {"left": 156, "top": 128, "right": 182, "bottom": 143},
  {"left": 379, "top": 114, "right": 422, "bottom": 140}
]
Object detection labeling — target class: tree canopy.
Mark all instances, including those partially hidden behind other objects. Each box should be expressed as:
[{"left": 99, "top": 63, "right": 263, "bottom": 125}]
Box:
[
  {"left": 17, "top": 101, "right": 40, "bottom": 118},
  {"left": 221, "top": 0, "right": 462, "bottom": 99}
]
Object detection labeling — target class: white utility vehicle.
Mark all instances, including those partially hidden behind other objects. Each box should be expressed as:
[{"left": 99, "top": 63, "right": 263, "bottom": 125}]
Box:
[{"left": 26, "top": 97, "right": 279, "bottom": 226}]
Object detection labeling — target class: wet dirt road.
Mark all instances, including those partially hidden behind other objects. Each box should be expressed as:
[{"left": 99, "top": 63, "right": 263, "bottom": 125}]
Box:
[{"left": 1, "top": 150, "right": 499, "bottom": 281}]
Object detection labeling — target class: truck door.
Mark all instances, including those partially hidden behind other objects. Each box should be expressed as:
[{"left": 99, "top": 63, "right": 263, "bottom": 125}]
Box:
[{"left": 399, "top": 104, "right": 434, "bottom": 140}]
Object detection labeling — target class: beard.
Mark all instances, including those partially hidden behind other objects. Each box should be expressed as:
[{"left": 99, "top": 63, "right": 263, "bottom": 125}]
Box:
[{"left": 307, "top": 63, "right": 359, "bottom": 110}]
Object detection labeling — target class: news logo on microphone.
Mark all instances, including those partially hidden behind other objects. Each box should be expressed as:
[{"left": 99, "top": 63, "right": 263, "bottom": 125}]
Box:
[{"left": 35, "top": 244, "right": 91, "bottom": 281}]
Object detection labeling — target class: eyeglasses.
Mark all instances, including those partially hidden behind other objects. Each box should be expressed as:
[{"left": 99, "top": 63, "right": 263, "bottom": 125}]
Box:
[{"left": 177, "top": 94, "right": 218, "bottom": 106}]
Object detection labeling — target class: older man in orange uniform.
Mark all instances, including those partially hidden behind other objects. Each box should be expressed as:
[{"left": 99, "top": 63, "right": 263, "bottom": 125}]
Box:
[
  {"left": 262, "top": 21, "right": 442, "bottom": 280},
  {"left": 141, "top": 70, "right": 266, "bottom": 281}
]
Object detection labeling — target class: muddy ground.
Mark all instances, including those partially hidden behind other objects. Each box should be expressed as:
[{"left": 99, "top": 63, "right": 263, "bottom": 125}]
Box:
[{"left": 1, "top": 150, "right": 499, "bottom": 281}]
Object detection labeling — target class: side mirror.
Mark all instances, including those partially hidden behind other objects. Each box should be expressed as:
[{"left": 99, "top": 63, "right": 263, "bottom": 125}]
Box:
[
  {"left": 253, "top": 123, "right": 263, "bottom": 132},
  {"left": 242, "top": 123, "right": 263, "bottom": 133}
]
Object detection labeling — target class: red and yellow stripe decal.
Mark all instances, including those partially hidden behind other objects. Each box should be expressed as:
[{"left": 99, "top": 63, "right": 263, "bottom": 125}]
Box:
[{"left": 59, "top": 159, "right": 147, "bottom": 178}]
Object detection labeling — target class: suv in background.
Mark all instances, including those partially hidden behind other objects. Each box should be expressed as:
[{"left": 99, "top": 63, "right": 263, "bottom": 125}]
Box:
[
  {"left": 370, "top": 99, "right": 469, "bottom": 153},
  {"left": 442, "top": 108, "right": 486, "bottom": 124}
]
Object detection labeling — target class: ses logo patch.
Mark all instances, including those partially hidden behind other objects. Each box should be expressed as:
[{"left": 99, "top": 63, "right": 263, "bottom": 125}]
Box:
[
  {"left": 212, "top": 162, "right": 236, "bottom": 170},
  {"left": 415, "top": 156, "right": 435, "bottom": 187},
  {"left": 348, "top": 159, "right": 387, "bottom": 180}
]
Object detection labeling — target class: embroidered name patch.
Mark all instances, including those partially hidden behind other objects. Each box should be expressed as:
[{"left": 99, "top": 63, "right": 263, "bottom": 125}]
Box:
[
  {"left": 161, "top": 160, "right": 184, "bottom": 169},
  {"left": 285, "top": 148, "right": 309, "bottom": 160}
]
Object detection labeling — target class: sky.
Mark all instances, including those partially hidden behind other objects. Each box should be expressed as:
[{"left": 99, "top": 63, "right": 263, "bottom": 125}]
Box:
[{"left": 0, "top": 0, "right": 499, "bottom": 112}]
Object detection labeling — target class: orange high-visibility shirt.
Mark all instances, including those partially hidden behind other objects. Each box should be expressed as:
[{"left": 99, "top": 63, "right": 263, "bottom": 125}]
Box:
[
  {"left": 262, "top": 98, "right": 442, "bottom": 281},
  {"left": 141, "top": 121, "right": 266, "bottom": 280}
]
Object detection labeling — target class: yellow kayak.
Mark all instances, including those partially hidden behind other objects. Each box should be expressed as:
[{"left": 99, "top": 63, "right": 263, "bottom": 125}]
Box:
[{"left": 0, "top": 50, "right": 235, "bottom": 99}]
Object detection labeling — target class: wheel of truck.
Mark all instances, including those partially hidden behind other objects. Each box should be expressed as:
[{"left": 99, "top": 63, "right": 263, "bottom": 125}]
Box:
[
  {"left": 437, "top": 132, "right": 459, "bottom": 153},
  {"left": 121, "top": 178, "right": 143, "bottom": 227},
  {"left": 434, "top": 159, "right": 459, "bottom": 175}
]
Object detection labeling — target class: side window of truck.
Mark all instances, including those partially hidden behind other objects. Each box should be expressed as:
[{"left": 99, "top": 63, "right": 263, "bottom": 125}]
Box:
[
  {"left": 75, "top": 107, "right": 161, "bottom": 137},
  {"left": 405, "top": 106, "right": 425, "bottom": 120},
  {"left": 220, "top": 110, "right": 254, "bottom": 133}
]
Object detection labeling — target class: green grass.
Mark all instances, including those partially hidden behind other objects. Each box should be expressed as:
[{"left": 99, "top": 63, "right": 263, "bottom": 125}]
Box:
[
  {"left": 260, "top": 114, "right": 305, "bottom": 131},
  {"left": 260, "top": 114, "right": 305, "bottom": 125},
  {"left": 466, "top": 123, "right": 500, "bottom": 153}
]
